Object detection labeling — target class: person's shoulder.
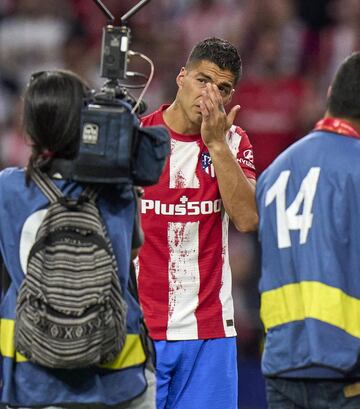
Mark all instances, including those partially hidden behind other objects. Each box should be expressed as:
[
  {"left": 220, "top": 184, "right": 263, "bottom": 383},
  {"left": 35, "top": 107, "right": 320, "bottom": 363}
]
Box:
[
  {"left": 227, "top": 124, "right": 252, "bottom": 147},
  {"left": 0, "top": 167, "right": 24, "bottom": 185},
  {"left": 141, "top": 106, "right": 166, "bottom": 126},
  {"left": 231, "top": 125, "right": 248, "bottom": 137},
  {"left": 0, "top": 167, "right": 26, "bottom": 207},
  {"left": 258, "top": 132, "right": 316, "bottom": 182}
]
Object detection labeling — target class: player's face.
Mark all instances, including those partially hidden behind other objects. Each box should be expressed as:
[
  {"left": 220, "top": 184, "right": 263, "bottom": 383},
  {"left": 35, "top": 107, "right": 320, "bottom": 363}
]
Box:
[{"left": 176, "top": 60, "right": 235, "bottom": 130}]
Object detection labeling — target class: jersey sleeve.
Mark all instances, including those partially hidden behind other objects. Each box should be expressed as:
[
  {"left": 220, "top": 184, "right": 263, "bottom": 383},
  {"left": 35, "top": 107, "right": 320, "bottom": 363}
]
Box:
[{"left": 234, "top": 126, "right": 256, "bottom": 180}]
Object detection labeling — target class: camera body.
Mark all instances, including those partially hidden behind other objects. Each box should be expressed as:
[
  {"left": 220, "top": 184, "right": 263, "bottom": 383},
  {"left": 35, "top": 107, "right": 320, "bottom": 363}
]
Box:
[{"left": 75, "top": 98, "right": 135, "bottom": 185}]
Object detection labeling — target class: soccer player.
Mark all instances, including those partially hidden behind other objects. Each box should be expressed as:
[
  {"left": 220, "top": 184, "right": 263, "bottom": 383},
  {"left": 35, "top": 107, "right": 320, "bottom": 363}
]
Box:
[
  {"left": 137, "top": 37, "right": 258, "bottom": 409},
  {"left": 257, "top": 51, "right": 360, "bottom": 408}
]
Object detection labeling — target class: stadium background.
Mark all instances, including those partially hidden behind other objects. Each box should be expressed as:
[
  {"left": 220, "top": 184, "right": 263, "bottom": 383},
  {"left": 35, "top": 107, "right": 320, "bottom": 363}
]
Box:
[{"left": 0, "top": 0, "right": 359, "bottom": 407}]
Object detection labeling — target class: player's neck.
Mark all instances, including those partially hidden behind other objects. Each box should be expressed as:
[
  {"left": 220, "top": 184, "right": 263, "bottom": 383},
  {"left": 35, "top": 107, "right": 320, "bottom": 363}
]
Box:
[{"left": 163, "top": 102, "right": 201, "bottom": 135}]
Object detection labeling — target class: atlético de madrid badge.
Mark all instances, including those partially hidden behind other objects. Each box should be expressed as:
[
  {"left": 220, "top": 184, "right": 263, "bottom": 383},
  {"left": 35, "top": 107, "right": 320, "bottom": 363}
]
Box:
[{"left": 201, "top": 152, "right": 215, "bottom": 178}]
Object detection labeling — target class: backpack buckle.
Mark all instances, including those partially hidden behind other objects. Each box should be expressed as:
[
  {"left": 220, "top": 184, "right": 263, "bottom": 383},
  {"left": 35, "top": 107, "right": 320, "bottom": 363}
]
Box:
[{"left": 58, "top": 196, "right": 89, "bottom": 210}]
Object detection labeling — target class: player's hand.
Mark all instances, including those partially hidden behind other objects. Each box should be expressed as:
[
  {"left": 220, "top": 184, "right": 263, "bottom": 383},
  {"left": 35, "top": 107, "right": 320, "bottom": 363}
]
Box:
[{"left": 199, "top": 83, "right": 240, "bottom": 149}]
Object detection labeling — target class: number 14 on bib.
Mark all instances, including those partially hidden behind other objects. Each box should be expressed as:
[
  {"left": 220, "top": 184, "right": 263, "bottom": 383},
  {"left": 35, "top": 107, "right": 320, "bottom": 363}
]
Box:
[{"left": 265, "top": 167, "right": 321, "bottom": 249}]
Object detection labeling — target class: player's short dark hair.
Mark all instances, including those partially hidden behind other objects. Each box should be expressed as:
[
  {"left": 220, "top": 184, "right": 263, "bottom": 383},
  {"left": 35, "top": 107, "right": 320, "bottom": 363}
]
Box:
[
  {"left": 327, "top": 52, "right": 360, "bottom": 120},
  {"left": 186, "top": 37, "right": 242, "bottom": 84}
]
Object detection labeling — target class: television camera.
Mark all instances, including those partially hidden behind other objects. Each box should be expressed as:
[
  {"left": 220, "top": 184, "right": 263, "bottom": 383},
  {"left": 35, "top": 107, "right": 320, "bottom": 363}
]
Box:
[{"left": 57, "top": 0, "right": 170, "bottom": 186}]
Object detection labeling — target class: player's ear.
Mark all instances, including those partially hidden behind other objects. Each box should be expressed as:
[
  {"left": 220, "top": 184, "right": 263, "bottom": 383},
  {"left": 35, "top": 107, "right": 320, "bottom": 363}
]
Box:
[
  {"left": 327, "top": 85, "right": 332, "bottom": 98},
  {"left": 176, "top": 67, "right": 186, "bottom": 88},
  {"left": 225, "top": 88, "right": 235, "bottom": 106}
]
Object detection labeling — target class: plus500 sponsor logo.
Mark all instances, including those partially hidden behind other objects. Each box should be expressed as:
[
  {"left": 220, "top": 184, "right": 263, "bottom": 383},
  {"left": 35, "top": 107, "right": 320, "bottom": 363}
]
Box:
[{"left": 141, "top": 196, "right": 222, "bottom": 216}]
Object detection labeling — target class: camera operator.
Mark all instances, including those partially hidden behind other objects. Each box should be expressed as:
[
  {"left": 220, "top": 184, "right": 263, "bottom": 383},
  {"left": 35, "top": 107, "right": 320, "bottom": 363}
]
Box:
[{"left": 0, "top": 70, "right": 154, "bottom": 409}]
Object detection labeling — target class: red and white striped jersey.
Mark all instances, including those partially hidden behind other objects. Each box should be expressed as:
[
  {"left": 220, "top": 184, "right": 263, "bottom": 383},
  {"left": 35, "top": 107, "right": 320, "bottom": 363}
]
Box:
[{"left": 138, "top": 105, "right": 256, "bottom": 340}]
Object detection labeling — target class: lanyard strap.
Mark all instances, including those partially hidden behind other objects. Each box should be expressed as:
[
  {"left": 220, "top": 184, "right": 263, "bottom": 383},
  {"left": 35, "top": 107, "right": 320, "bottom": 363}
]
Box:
[{"left": 314, "top": 117, "right": 360, "bottom": 139}]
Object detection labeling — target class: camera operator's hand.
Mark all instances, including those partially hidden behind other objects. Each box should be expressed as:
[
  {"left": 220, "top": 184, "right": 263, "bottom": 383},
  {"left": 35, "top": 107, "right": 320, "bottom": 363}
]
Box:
[{"left": 199, "top": 83, "right": 240, "bottom": 149}]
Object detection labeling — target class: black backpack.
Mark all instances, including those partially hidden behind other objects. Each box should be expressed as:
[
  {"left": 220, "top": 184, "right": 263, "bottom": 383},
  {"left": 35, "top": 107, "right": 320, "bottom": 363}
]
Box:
[{"left": 14, "top": 168, "right": 127, "bottom": 369}]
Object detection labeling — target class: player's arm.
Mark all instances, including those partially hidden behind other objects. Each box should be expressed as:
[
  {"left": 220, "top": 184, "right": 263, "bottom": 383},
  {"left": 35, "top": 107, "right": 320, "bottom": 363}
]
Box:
[
  {"left": 208, "top": 144, "right": 257, "bottom": 232},
  {"left": 200, "top": 83, "right": 258, "bottom": 232}
]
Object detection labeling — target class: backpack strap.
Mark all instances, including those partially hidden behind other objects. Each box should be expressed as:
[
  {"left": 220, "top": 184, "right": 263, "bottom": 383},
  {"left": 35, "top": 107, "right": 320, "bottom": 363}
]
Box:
[
  {"left": 31, "top": 167, "right": 100, "bottom": 204},
  {"left": 30, "top": 167, "right": 63, "bottom": 203},
  {"left": 81, "top": 185, "right": 101, "bottom": 202}
]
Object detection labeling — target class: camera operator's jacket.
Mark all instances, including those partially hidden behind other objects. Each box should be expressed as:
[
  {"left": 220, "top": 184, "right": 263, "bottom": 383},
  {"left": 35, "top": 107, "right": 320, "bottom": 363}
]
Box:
[
  {"left": 257, "top": 122, "right": 360, "bottom": 379},
  {"left": 0, "top": 168, "right": 147, "bottom": 407}
]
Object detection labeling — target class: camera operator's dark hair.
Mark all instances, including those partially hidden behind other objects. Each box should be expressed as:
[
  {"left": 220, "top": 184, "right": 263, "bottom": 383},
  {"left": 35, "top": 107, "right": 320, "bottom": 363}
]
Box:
[
  {"left": 185, "top": 37, "right": 242, "bottom": 84},
  {"left": 327, "top": 52, "right": 360, "bottom": 120},
  {"left": 23, "top": 70, "right": 89, "bottom": 181}
]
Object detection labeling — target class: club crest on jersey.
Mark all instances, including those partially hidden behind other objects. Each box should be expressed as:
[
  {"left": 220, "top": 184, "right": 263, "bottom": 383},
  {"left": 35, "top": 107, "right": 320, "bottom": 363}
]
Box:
[{"left": 201, "top": 152, "right": 215, "bottom": 178}]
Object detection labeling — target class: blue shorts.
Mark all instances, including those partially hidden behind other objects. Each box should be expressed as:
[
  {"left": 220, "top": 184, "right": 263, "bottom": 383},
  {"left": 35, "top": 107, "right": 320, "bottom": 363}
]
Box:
[{"left": 154, "top": 337, "right": 238, "bottom": 409}]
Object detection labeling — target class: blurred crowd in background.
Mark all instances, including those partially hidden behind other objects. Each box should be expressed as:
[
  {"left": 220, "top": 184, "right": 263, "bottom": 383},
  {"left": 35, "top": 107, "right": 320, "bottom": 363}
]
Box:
[{"left": 0, "top": 0, "right": 359, "bottom": 407}]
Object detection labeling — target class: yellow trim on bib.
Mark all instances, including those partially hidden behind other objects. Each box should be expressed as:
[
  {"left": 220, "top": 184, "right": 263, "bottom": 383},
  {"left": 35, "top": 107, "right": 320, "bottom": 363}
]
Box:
[
  {"left": 0, "top": 318, "right": 146, "bottom": 369},
  {"left": 261, "top": 281, "right": 360, "bottom": 338},
  {"left": 101, "top": 334, "right": 146, "bottom": 369}
]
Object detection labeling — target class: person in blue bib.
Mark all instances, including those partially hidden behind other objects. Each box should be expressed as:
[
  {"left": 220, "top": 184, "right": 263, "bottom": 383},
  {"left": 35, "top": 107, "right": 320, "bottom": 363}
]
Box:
[
  {"left": 0, "top": 70, "right": 154, "bottom": 409},
  {"left": 256, "top": 51, "right": 360, "bottom": 409}
]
